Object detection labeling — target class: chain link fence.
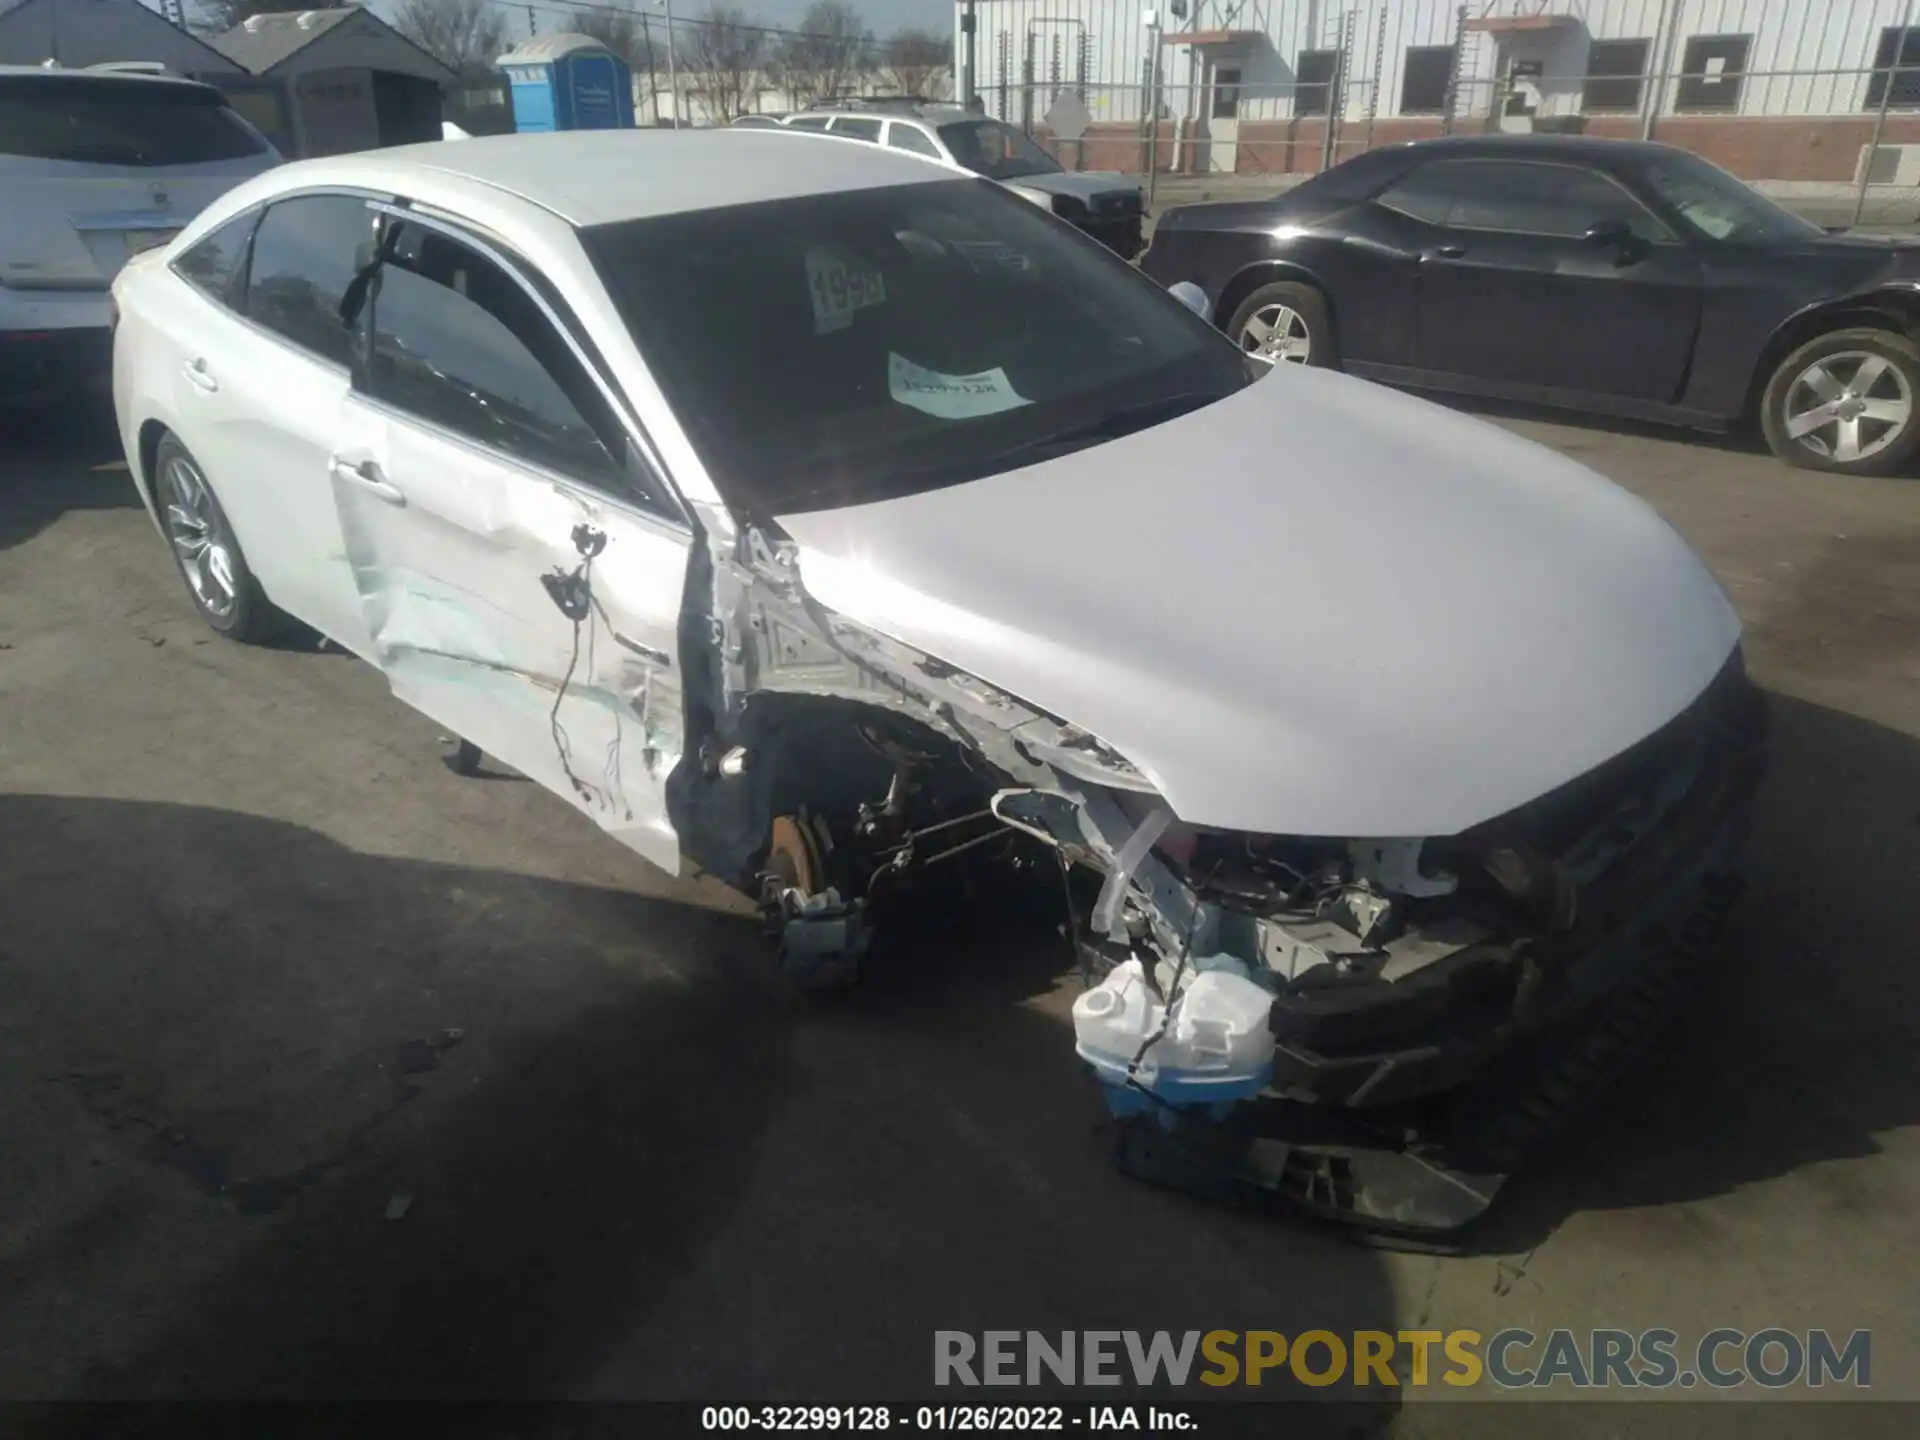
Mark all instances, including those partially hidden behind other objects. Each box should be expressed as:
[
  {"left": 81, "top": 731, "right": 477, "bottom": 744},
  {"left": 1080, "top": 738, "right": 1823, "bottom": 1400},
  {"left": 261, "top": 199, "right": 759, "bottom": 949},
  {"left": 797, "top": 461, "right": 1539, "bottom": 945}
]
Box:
[{"left": 957, "top": 0, "right": 1920, "bottom": 224}]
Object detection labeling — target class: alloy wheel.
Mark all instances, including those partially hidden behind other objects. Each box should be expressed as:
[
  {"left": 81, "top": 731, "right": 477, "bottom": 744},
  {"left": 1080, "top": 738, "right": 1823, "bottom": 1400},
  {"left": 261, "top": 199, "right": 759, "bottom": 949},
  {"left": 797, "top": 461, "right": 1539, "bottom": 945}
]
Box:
[
  {"left": 1240, "top": 303, "right": 1312, "bottom": 365},
  {"left": 1781, "top": 351, "right": 1913, "bottom": 466},
  {"left": 161, "top": 453, "right": 238, "bottom": 619}
]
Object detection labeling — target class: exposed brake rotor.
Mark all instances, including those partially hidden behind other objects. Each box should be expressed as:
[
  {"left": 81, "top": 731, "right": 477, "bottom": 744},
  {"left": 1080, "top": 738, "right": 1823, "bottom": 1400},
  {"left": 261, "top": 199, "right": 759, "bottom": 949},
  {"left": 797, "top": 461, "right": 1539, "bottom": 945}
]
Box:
[{"left": 766, "top": 813, "right": 827, "bottom": 895}]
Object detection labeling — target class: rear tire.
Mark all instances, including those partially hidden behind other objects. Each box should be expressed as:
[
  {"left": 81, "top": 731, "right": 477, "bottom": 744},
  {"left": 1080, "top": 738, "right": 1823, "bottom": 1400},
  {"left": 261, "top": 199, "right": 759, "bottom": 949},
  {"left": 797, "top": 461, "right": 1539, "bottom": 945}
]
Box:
[
  {"left": 1759, "top": 328, "right": 1920, "bottom": 476},
  {"left": 1224, "top": 281, "right": 1337, "bottom": 369},
  {"left": 152, "top": 432, "right": 284, "bottom": 642}
]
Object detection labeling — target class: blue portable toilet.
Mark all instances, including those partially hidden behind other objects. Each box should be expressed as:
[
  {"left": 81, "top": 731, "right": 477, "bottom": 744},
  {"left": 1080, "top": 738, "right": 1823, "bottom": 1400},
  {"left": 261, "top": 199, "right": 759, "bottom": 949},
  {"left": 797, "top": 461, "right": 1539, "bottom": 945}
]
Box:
[{"left": 496, "top": 33, "right": 634, "bottom": 133}]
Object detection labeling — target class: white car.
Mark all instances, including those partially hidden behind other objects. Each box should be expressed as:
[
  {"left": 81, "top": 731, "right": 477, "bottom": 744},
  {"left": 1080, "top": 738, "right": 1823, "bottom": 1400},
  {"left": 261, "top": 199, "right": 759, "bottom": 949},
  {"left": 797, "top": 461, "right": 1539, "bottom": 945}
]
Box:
[
  {"left": 112, "top": 130, "right": 1765, "bottom": 1233},
  {"left": 781, "top": 103, "right": 1146, "bottom": 258},
  {"left": 2, "top": 64, "right": 279, "bottom": 405}
]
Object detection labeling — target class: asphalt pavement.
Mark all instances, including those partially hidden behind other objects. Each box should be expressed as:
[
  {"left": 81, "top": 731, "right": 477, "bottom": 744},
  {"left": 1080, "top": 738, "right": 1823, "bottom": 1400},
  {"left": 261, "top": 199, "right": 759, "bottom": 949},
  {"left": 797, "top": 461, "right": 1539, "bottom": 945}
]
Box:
[{"left": 1, "top": 389, "right": 1917, "bottom": 1429}]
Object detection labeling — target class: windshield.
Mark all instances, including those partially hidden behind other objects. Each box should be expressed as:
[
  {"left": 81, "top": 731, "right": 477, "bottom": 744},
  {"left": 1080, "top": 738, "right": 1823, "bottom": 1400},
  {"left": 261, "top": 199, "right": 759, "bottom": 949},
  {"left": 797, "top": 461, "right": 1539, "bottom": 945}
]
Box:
[
  {"left": 0, "top": 76, "right": 269, "bottom": 166},
  {"left": 936, "top": 119, "right": 1063, "bottom": 180},
  {"left": 582, "top": 178, "right": 1249, "bottom": 516},
  {"left": 1638, "top": 151, "right": 1823, "bottom": 244}
]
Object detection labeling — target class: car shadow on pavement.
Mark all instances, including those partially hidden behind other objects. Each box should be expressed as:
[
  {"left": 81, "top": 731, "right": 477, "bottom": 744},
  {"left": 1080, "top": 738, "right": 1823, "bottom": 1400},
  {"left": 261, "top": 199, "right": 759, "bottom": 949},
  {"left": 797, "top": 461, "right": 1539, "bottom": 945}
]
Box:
[
  {"left": 1431, "top": 391, "right": 1769, "bottom": 459},
  {"left": 0, "top": 394, "right": 137, "bottom": 554},
  {"left": 0, "top": 795, "right": 1400, "bottom": 1423},
  {"left": 1466, "top": 690, "right": 1920, "bottom": 1255}
]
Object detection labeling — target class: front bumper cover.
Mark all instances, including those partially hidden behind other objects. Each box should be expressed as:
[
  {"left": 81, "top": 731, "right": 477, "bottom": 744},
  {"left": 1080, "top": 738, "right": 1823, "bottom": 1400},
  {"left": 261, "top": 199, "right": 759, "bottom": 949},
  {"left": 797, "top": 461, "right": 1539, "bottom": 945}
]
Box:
[{"left": 1099, "top": 653, "right": 1768, "bottom": 1238}]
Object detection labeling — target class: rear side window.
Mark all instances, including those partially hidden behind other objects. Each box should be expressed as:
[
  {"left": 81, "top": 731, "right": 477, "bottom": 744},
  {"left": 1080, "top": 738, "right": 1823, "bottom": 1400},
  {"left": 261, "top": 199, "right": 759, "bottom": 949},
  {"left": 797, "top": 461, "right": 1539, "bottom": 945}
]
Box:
[
  {"left": 365, "top": 220, "right": 624, "bottom": 488},
  {"left": 173, "top": 210, "right": 261, "bottom": 303},
  {"left": 887, "top": 124, "right": 941, "bottom": 158},
  {"left": 0, "top": 75, "right": 269, "bottom": 166},
  {"left": 831, "top": 117, "right": 883, "bottom": 142},
  {"left": 245, "top": 194, "right": 376, "bottom": 367}
]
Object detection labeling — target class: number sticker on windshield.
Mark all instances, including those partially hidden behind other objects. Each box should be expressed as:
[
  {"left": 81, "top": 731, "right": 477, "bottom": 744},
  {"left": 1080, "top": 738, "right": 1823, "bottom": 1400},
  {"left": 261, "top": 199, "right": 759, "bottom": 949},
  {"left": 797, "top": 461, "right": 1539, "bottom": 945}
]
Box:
[
  {"left": 888, "top": 353, "right": 1032, "bottom": 420},
  {"left": 806, "top": 247, "right": 886, "bottom": 333}
]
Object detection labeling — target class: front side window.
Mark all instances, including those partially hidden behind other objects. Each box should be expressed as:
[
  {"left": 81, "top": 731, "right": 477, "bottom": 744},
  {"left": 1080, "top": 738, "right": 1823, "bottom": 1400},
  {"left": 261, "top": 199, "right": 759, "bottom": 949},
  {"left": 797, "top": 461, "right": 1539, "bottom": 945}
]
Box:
[
  {"left": 1380, "top": 159, "right": 1672, "bottom": 242},
  {"left": 0, "top": 74, "right": 270, "bottom": 165},
  {"left": 173, "top": 209, "right": 261, "bottom": 303},
  {"left": 1639, "top": 151, "right": 1823, "bottom": 243},
  {"left": 887, "top": 123, "right": 941, "bottom": 158},
  {"left": 787, "top": 115, "right": 832, "bottom": 130},
  {"left": 364, "top": 220, "right": 623, "bottom": 488},
  {"left": 581, "top": 178, "right": 1251, "bottom": 517},
  {"left": 935, "top": 119, "right": 1061, "bottom": 180},
  {"left": 831, "top": 116, "right": 883, "bottom": 142},
  {"left": 245, "top": 194, "right": 376, "bottom": 366}
]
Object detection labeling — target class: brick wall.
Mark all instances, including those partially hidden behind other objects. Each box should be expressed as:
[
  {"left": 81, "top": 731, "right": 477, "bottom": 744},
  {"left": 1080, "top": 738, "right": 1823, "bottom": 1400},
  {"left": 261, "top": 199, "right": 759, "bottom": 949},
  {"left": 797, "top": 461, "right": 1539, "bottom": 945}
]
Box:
[{"left": 1034, "top": 115, "right": 1920, "bottom": 185}]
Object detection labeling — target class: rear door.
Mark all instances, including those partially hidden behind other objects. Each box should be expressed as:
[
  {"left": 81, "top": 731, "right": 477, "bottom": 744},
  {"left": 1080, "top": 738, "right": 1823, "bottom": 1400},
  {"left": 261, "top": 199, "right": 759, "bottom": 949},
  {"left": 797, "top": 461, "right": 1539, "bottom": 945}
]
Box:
[
  {"left": 0, "top": 72, "right": 277, "bottom": 302},
  {"left": 329, "top": 210, "right": 695, "bottom": 872},
  {"left": 1377, "top": 157, "right": 1701, "bottom": 404},
  {"left": 155, "top": 191, "right": 377, "bottom": 656}
]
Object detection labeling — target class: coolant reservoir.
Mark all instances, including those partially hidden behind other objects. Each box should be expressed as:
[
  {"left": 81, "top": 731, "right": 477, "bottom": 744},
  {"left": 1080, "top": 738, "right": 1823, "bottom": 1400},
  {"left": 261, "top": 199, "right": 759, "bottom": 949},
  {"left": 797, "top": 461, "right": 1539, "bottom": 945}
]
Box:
[{"left": 1071, "top": 959, "right": 1276, "bottom": 1109}]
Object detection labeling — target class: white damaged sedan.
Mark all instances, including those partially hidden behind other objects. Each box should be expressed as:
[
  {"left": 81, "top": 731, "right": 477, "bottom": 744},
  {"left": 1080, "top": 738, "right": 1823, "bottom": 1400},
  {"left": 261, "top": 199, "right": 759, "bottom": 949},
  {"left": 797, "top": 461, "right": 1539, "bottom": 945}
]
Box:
[{"left": 113, "top": 131, "right": 1766, "bottom": 1234}]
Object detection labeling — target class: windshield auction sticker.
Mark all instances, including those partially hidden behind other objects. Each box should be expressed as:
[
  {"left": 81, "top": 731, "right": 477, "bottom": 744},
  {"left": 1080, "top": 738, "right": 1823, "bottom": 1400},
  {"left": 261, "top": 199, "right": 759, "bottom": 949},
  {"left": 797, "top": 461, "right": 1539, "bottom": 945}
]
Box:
[
  {"left": 888, "top": 353, "right": 1031, "bottom": 420},
  {"left": 806, "top": 246, "right": 886, "bottom": 333}
]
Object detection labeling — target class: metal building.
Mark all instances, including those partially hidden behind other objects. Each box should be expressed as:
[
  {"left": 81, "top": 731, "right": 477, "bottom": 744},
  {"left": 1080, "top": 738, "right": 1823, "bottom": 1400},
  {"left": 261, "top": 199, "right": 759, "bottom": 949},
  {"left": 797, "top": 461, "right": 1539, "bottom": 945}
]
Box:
[{"left": 952, "top": 0, "right": 1920, "bottom": 182}]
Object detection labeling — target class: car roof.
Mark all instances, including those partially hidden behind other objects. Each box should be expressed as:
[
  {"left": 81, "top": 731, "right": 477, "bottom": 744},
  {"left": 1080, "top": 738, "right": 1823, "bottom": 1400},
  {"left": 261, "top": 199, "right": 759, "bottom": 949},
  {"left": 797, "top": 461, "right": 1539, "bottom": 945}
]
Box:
[
  {"left": 254, "top": 128, "right": 957, "bottom": 227},
  {"left": 1384, "top": 133, "right": 1686, "bottom": 165},
  {"left": 0, "top": 63, "right": 217, "bottom": 91}
]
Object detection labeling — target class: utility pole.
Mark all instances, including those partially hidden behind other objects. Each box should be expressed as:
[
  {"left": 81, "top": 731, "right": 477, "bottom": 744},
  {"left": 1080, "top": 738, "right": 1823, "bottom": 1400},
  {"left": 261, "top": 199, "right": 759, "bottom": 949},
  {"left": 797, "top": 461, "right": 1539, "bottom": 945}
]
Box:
[
  {"left": 1856, "top": 0, "right": 1916, "bottom": 227},
  {"left": 658, "top": 0, "right": 680, "bottom": 128},
  {"left": 961, "top": 0, "right": 977, "bottom": 107},
  {"left": 525, "top": 4, "right": 536, "bottom": 37},
  {"left": 1144, "top": 6, "right": 1163, "bottom": 212}
]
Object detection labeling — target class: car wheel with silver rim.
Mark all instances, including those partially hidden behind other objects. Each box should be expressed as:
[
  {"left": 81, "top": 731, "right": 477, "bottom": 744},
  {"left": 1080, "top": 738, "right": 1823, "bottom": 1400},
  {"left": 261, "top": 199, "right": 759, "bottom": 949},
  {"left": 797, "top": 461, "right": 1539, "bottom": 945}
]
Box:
[
  {"left": 1223, "top": 280, "right": 1336, "bottom": 371},
  {"left": 1761, "top": 328, "right": 1920, "bottom": 477},
  {"left": 153, "top": 432, "right": 282, "bottom": 641}
]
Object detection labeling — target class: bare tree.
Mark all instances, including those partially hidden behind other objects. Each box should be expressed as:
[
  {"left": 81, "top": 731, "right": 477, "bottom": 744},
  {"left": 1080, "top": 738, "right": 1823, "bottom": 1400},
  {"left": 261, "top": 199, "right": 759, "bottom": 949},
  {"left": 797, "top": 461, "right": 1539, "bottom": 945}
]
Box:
[
  {"left": 568, "top": 4, "right": 664, "bottom": 120},
  {"left": 570, "top": 6, "right": 653, "bottom": 71},
  {"left": 686, "top": 6, "right": 767, "bottom": 122},
  {"left": 392, "top": 0, "right": 510, "bottom": 73},
  {"left": 193, "top": 0, "right": 344, "bottom": 36},
  {"left": 772, "top": 0, "right": 872, "bottom": 108},
  {"left": 879, "top": 27, "right": 948, "bottom": 100}
]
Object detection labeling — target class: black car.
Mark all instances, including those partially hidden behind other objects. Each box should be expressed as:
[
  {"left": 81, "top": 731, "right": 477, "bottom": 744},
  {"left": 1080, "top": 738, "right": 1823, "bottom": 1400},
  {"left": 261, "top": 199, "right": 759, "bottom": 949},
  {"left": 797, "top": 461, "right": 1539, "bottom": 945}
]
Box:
[{"left": 1142, "top": 135, "right": 1920, "bottom": 476}]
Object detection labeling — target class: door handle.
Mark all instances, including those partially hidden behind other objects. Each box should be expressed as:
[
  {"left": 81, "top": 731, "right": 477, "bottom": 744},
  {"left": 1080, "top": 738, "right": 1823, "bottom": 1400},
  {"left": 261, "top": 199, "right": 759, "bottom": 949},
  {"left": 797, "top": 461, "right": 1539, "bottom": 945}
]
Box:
[
  {"left": 182, "top": 357, "right": 218, "bottom": 393},
  {"left": 1430, "top": 244, "right": 1467, "bottom": 260},
  {"left": 327, "top": 455, "right": 406, "bottom": 506}
]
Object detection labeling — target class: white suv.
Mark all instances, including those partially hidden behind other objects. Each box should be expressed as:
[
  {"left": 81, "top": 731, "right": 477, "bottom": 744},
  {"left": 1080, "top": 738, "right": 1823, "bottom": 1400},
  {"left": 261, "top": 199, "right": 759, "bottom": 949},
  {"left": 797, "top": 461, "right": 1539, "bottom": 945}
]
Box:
[
  {"left": 782, "top": 103, "right": 1146, "bottom": 259},
  {"left": 1, "top": 64, "right": 280, "bottom": 405}
]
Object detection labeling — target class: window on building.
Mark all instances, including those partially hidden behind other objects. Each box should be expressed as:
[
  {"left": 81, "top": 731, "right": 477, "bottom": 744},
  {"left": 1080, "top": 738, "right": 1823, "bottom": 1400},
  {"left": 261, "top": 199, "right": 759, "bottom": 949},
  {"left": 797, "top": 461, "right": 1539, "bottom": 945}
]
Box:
[
  {"left": 1583, "top": 37, "right": 1651, "bottom": 112},
  {"left": 1675, "top": 34, "right": 1750, "bottom": 113},
  {"left": 1865, "top": 26, "right": 1920, "bottom": 109},
  {"left": 1296, "top": 49, "right": 1340, "bottom": 117},
  {"left": 1213, "top": 67, "right": 1241, "bottom": 119},
  {"left": 1400, "top": 45, "right": 1456, "bottom": 115}
]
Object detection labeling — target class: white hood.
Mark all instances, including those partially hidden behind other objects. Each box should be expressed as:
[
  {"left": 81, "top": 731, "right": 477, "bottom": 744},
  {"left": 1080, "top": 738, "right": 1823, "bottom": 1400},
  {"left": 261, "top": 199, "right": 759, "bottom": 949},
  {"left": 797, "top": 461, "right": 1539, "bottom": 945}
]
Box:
[{"left": 775, "top": 367, "right": 1740, "bottom": 838}]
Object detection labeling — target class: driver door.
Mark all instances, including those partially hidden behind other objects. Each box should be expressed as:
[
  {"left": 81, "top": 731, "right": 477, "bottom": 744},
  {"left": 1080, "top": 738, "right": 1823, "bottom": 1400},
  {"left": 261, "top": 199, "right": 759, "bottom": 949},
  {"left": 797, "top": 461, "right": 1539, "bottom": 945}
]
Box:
[
  {"left": 329, "top": 211, "right": 694, "bottom": 874},
  {"left": 1382, "top": 158, "right": 1702, "bottom": 405}
]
